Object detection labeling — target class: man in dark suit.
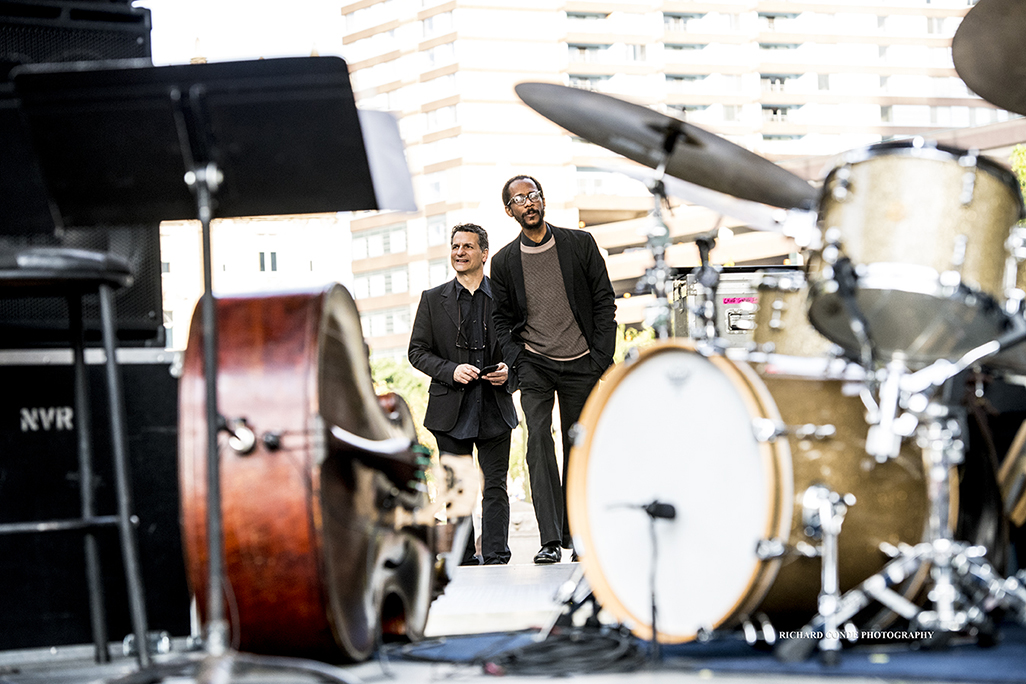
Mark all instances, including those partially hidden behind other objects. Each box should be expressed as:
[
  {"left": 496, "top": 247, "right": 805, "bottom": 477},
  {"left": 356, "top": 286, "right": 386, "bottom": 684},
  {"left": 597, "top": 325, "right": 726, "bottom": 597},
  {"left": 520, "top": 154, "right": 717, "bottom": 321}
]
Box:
[
  {"left": 490, "top": 175, "right": 616, "bottom": 564},
  {"left": 408, "top": 223, "right": 519, "bottom": 565}
]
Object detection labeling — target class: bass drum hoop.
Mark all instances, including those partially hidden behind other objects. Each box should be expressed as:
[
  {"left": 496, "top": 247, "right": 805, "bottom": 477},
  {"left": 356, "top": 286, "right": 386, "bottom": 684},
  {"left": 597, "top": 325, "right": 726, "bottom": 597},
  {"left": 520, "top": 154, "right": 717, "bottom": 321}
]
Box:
[{"left": 567, "top": 341, "right": 793, "bottom": 642}]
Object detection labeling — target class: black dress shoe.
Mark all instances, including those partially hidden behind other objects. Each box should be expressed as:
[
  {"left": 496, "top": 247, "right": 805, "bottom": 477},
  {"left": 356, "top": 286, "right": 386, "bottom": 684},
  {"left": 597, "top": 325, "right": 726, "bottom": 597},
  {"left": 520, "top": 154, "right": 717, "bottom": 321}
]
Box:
[
  {"left": 533, "top": 543, "right": 561, "bottom": 564},
  {"left": 570, "top": 550, "right": 579, "bottom": 562}
]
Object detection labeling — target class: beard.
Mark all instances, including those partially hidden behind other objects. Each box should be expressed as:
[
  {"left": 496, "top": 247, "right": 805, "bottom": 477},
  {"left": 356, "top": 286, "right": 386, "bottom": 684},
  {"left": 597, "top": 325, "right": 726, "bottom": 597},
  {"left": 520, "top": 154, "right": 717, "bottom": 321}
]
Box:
[{"left": 516, "top": 206, "right": 545, "bottom": 231}]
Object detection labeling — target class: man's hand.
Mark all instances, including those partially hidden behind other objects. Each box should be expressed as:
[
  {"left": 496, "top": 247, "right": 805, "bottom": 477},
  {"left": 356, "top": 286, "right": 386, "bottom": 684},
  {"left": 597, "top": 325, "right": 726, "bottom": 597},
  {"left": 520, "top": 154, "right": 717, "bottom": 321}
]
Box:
[
  {"left": 482, "top": 362, "right": 509, "bottom": 386},
  {"left": 453, "top": 363, "right": 479, "bottom": 385}
]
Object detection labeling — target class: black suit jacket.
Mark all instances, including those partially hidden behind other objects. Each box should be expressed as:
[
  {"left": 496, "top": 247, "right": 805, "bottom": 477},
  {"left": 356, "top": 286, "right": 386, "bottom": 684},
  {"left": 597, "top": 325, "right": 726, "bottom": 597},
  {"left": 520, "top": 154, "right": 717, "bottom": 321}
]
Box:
[
  {"left": 490, "top": 223, "right": 617, "bottom": 380},
  {"left": 408, "top": 277, "right": 518, "bottom": 434}
]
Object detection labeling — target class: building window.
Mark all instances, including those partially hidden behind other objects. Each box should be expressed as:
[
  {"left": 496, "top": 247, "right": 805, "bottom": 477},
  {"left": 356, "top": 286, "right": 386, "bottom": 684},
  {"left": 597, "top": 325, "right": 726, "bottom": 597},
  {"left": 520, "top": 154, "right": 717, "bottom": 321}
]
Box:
[
  {"left": 361, "top": 307, "right": 412, "bottom": 338},
  {"left": 627, "top": 44, "right": 647, "bottom": 62},
  {"left": 761, "top": 73, "right": 799, "bottom": 92},
  {"left": 425, "top": 105, "right": 457, "bottom": 131},
  {"left": 353, "top": 223, "right": 408, "bottom": 261},
  {"left": 428, "top": 258, "right": 449, "bottom": 287},
  {"left": 161, "top": 261, "right": 170, "bottom": 273},
  {"left": 569, "top": 74, "right": 609, "bottom": 91},
  {"left": 762, "top": 106, "right": 793, "bottom": 122},
  {"left": 722, "top": 105, "right": 741, "bottom": 122},
  {"left": 881, "top": 105, "right": 892, "bottom": 123},
  {"left": 666, "top": 43, "right": 704, "bottom": 52},
  {"left": 569, "top": 43, "right": 608, "bottom": 62},
  {"left": 568, "top": 12, "right": 607, "bottom": 22},
  {"left": 422, "top": 11, "right": 452, "bottom": 38},
  {"left": 664, "top": 13, "right": 701, "bottom": 31},
  {"left": 818, "top": 74, "right": 830, "bottom": 91},
  {"left": 354, "top": 266, "right": 410, "bottom": 299},
  {"left": 426, "top": 214, "right": 448, "bottom": 247},
  {"left": 257, "top": 251, "right": 278, "bottom": 272}
]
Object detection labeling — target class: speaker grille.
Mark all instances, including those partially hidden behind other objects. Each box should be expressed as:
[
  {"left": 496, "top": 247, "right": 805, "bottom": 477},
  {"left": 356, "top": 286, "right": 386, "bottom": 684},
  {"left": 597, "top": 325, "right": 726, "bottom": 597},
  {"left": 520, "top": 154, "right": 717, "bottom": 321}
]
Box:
[{"left": 1, "top": 1, "right": 160, "bottom": 347}]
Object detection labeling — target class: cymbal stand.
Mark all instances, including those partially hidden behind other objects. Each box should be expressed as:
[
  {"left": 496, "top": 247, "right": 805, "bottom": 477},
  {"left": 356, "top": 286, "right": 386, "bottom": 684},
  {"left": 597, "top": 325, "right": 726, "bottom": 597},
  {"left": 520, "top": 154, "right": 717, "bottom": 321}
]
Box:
[
  {"left": 635, "top": 175, "right": 674, "bottom": 339},
  {"left": 634, "top": 173, "right": 722, "bottom": 345}
]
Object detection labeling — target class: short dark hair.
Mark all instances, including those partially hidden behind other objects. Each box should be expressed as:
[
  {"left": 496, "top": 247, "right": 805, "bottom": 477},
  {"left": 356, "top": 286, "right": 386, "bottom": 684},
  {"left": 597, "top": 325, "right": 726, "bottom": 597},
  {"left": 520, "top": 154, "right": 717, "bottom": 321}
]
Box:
[
  {"left": 502, "top": 175, "right": 544, "bottom": 207},
  {"left": 451, "top": 222, "right": 488, "bottom": 251}
]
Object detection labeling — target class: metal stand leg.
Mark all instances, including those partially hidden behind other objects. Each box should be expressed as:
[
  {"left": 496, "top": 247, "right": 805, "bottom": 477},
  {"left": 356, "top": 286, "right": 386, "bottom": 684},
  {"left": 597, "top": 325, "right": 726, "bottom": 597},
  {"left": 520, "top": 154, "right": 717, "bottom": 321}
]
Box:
[
  {"left": 69, "top": 295, "right": 110, "bottom": 664},
  {"left": 99, "top": 283, "right": 151, "bottom": 668}
]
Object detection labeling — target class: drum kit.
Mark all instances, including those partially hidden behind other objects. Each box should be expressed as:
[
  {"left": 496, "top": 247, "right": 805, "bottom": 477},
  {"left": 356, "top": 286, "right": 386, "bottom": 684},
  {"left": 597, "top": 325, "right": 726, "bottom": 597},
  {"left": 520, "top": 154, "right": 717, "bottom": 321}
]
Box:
[{"left": 518, "top": 0, "right": 1026, "bottom": 661}]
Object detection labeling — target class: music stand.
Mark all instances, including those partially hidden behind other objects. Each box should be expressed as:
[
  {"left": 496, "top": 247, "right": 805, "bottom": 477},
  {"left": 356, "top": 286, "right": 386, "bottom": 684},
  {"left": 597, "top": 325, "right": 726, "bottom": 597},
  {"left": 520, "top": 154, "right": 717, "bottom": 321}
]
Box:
[{"left": 12, "top": 56, "right": 415, "bottom": 683}]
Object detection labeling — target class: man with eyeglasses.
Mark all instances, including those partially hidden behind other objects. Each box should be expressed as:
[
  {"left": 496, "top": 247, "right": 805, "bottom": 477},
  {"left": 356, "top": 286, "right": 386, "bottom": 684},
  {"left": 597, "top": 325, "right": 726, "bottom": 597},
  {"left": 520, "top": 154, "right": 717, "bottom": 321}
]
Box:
[
  {"left": 490, "top": 175, "right": 616, "bottom": 564},
  {"left": 408, "top": 223, "right": 519, "bottom": 565}
]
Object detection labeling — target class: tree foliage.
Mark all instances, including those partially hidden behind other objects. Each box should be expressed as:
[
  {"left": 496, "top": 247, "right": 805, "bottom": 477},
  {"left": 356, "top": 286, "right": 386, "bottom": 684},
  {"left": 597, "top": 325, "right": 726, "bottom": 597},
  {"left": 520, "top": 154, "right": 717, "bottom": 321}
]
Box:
[{"left": 1011, "top": 144, "right": 1026, "bottom": 198}]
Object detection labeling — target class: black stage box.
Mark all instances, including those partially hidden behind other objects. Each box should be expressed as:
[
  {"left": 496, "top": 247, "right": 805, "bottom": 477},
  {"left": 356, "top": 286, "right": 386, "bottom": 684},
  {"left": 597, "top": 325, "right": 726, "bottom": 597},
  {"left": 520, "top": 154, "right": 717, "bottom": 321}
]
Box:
[{"left": 0, "top": 348, "right": 190, "bottom": 650}]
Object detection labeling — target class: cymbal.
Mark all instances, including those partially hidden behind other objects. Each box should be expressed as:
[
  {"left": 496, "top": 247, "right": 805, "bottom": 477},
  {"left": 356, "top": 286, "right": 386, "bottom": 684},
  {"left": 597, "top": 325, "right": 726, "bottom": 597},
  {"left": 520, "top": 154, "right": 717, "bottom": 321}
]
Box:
[
  {"left": 952, "top": 0, "right": 1026, "bottom": 116},
  {"left": 515, "top": 82, "right": 819, "bottom": 210}
]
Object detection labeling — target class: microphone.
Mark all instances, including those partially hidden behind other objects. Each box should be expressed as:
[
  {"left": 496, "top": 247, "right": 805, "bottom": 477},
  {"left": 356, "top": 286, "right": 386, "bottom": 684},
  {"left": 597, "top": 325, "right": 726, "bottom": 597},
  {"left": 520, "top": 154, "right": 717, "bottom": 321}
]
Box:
[{"left": 643, "top": 501, "right": 676, "bottom": 520}]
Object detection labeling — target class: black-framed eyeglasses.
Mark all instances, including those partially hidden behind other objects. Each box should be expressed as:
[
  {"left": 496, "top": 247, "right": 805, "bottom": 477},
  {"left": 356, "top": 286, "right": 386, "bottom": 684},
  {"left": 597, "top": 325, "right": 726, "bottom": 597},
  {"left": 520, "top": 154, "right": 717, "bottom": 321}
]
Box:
[
  {"left": 506, "top": 190, "right": 542, "bottom": 207},
  {"left": 456, "top": 309, "right": 486, "bottom": 352}
]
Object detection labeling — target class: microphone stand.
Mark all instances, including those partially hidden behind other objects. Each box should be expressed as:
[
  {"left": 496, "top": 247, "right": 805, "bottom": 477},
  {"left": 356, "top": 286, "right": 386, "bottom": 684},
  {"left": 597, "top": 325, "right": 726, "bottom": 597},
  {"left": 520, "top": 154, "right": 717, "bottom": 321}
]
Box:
[{"left": 609, "top": 501, "right": 676, "bottom": 664}]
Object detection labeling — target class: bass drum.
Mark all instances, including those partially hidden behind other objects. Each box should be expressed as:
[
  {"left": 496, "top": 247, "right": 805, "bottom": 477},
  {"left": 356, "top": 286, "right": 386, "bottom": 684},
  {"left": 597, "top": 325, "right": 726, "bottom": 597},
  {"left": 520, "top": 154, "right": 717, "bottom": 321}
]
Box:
[
  {"left": 567, "top": 342, "right": 933, "bottom": 641},
  {"left": 179, "top": 284, "right": 436, "bottom": 661}
]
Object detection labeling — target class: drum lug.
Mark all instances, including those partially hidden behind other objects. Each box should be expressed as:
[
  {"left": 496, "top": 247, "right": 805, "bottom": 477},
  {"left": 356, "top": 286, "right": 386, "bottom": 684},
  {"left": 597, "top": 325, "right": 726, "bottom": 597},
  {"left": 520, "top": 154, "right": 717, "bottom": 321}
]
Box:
[
  {"left": 752, "top": 418, "right": 836, "bottom": 442},
  {"left": 752, "top": 418, "right": 786, "bottom": 442},
  {"left": 756, "top": 537, "right": 787, "bottom": 560},
  {"left": 958, "top": 150, "right": 979, "bottom": 206},
  {"left": 828, "top": 164, "right": 852, "bottom": 202}
]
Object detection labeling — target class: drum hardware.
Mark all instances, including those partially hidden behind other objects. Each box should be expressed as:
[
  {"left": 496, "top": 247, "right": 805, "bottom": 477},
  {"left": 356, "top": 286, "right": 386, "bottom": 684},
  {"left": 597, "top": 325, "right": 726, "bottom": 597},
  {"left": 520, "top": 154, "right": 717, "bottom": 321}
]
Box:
[
  {"left": 1003, "top": 224, "right": 1026, "bottom": 315},
  {"left": 801, "top": 484, "right": 857, "bottom": 664},
  {"left": 630, "top": 145, "right": 681, "bottom": 340},
  {"left": 688, "top": 233, "right": 723, "bottom": 346},
  {"left": 778, "top": 360, "right": 1026, "bottom": 661},
  {"left": 740, "top": 613, "right": 778, "bottom": 647},
  {"left": 815, "top": 228, "right": 877, "bottom": 371},
  {"left": 752, "top": 418, "right": 836, "bottom": 443}
]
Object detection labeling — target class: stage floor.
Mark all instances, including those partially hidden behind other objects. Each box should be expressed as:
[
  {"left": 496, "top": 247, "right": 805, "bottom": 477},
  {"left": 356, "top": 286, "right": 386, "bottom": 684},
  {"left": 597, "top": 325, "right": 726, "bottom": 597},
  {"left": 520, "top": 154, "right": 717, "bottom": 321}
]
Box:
[
  {"left": 1, "top": 501, "right": 1021, "bottom": 684},
  {"left": 1, "top": 554, "right": 1021, "bottom": 684}
]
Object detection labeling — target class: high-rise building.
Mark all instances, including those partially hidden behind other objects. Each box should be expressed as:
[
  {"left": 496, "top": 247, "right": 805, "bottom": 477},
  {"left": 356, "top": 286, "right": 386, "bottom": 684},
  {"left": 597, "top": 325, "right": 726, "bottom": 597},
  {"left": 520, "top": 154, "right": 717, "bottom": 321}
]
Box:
[{"left": 340, "top": 0, "right": 1020, "bottom": 357}]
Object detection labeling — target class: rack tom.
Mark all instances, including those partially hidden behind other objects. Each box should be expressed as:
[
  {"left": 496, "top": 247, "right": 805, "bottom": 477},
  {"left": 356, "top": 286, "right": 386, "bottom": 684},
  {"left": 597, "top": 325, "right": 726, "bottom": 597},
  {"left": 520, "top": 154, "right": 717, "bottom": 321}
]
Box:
[{"left": 809, "top": 139, "right": 1023, "bottom": 366}]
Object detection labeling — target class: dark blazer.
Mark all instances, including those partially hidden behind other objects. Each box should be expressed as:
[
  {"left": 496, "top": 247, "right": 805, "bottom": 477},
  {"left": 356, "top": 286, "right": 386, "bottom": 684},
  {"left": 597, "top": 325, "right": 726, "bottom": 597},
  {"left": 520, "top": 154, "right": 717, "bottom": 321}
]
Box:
[
  {"left": 490, "top": 223, "right": 617, "bottom": 378},
  {"left": 408, "top": 277, "right": 518, "bottom": 434}
]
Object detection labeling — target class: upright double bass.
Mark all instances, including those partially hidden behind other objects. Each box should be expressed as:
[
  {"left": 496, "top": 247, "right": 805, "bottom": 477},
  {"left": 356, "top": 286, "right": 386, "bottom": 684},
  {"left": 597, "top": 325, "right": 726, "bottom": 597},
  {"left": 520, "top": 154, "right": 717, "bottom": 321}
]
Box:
[{"left": 179, "top": 284, "right": 446, "bottom": 661}]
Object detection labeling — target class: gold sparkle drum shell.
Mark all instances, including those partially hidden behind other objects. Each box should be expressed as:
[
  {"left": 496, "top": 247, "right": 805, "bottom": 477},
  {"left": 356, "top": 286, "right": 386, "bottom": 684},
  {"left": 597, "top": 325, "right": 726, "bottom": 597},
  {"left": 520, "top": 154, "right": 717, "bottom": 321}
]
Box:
[
  {"left": 567, "top": 341, "right": 930, "bottom": 641},
  {"left": 750, "top": 270, "right": 835, "bottom": 358}
]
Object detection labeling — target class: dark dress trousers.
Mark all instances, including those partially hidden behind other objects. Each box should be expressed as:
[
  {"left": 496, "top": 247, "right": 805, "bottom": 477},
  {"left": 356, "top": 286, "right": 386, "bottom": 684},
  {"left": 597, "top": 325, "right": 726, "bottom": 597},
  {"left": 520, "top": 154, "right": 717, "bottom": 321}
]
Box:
[
  {"left": 490, "top": 224, "right": 616, "bottom": 549},
  {"left": 408, "top": 277, "right": 518, "bottom": 564}
]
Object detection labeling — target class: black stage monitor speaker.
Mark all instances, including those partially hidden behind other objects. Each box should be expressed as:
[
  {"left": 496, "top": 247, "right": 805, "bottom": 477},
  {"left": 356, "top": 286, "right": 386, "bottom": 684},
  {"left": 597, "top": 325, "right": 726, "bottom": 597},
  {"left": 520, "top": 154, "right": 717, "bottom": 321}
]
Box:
[
  {"left": 0, "top": 225, "right": 166, "bottom": 347},
  {"left": 1, "top": 0, "right": 162, "bottom": 347},
  {"left": 0, "top": 0, "right": 152, "bottom": 79},
  {"left": 0, "top": 349, "right": 190, "bottom": 649}
]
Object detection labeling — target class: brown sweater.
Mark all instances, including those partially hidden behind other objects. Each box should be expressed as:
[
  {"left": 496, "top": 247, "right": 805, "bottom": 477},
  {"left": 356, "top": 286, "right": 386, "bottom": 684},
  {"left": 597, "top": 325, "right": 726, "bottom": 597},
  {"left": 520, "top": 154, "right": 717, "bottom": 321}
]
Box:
[{"left": 520, "top": 237, "right": 589, "bottom": 361}]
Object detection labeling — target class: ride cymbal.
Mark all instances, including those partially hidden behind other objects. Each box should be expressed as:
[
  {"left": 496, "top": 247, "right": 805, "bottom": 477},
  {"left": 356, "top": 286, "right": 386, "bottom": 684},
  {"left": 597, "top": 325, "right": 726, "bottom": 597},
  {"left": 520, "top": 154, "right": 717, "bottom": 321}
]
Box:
[
  {"left": 515, "top": 82, "right": 819, "bottom": 210},
  {"left": 952, "top": 0, "right": 1026, "bottom": 117}
]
